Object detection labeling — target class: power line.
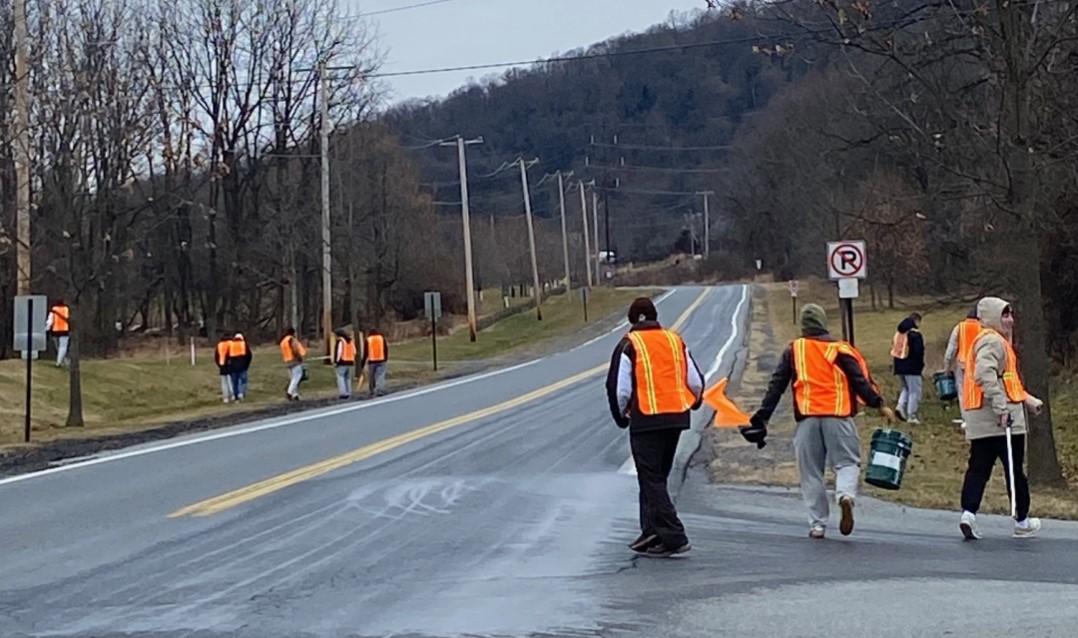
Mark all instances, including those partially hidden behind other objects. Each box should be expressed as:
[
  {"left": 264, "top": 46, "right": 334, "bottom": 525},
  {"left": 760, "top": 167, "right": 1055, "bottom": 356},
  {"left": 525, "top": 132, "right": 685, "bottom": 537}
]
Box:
[
  {"left": 360, "top": 0, "right": 456, "bottom": 17},
  {"left": 587, "top": 163, "right": 730, "bottom": 174},
  {"left": 589, "top": 142, "right": 734, "bottom": 151},
  {"left": 598, "top": 186, "right": 702, "bottom": 196}
]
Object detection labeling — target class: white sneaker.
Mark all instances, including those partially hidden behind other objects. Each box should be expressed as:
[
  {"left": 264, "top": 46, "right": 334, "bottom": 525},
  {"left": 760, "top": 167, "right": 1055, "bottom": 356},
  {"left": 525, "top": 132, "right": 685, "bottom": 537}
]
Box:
[
  {"left": 1014, "top": 518, "right": 1042, "bottom": 539},
  {"left": 809, "top": 524, "right": 826, "bottom": 539},
  {"left": 960, "top": 511, "right": 982, "bottom": 540},
  {"left": 907, "top": 417, "right": 922, "bottom": 425}
]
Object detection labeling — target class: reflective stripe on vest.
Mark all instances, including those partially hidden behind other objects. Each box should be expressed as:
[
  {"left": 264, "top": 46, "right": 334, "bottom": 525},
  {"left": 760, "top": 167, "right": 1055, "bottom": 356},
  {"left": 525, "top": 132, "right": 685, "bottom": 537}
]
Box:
[
  {"left": 50, "top": 306, "right": 70, "bottom": 333},
  {"left": 890, "top": 331, "right": 909, "bottom": 359},
  {"left": 627, "top": 329, "right": 695, "bottom": 416},
  {"left": 367, "top": 335, "right": 386, "bottom": 363},
  {"left": 792, "top": 338, "right": 871, "bottom": 417},
  {"left": 215, "top": 341, "right": 231, "bottom": 367},
  {"left": 338, "top": 340, "right": 357, "bottom": 364},
  {"left": 962, "top": 328, "right": 1027, "bottom": 410},
  {"left": 228, "top": 338, "right": 247, "bottom": 358},
  {"left": 956, "top": 318, "right": 980, "bottom": 368}
]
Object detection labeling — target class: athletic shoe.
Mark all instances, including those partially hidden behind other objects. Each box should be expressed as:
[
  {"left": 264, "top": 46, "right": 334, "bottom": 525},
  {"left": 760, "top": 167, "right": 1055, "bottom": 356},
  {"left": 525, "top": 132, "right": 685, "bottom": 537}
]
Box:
[
  {"left": 1013, "top": 517, "right": 1042, "bottom": 539},
  {"left": 907, "top": 417, "right": 922, "bottom": 425},
  {"left": 642, "top": 542, "right": 691, "bottom": 558},
  {"left": 809, "top": 524, "right": 826, "bottom": 539},
  {"left": 629, "top": 533, "right": 659, "bottom": 553},
  {"left": 839, "top": 495, "right": 855, "bottom": 536},
  {"left": 960, "top": 511, "right": 982, "bottom": 540},
  {"left": 896, "top": 407, "right": 908, "bottom": 422}
]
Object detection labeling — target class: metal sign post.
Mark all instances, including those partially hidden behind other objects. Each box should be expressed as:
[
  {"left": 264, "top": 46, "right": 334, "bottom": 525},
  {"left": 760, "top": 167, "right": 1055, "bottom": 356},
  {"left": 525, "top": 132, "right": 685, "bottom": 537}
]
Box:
[
  {"left": 838, "top": 277, "right": 860, "bottom": 345},
  {"left": 827, "top": 241, "right": 868, "bottom": 346},
  {"left": 582, "top": 287, "right": 589, "bottom": 323},
  {"left": 787, "top": 280, "right": 800, "bottom": 324},
  {"left": 424, "top": 292, "right": 443, "bottom": 371},
  {"left": 14, "top": 294, "right": 47, "bottom": 443}
]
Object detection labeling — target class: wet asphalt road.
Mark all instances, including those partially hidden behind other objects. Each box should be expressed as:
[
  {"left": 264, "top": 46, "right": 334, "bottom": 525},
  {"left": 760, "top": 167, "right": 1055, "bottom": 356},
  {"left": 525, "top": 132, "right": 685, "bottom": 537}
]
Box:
[{"left": 1, "top": 283, "right": 1076, "bottom": 638}]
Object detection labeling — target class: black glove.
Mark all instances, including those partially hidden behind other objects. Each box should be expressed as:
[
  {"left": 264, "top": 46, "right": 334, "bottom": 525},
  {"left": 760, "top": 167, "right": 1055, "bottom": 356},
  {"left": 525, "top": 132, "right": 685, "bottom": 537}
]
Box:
[
  {"left": 616, "top": 414, "right": 630, "bottom": 429},
  {"left": 691, "top": 394, "right": 704, "bottom": 411},
  {"left": 739, "top": 412, "right": 768, "bottom": 449}
]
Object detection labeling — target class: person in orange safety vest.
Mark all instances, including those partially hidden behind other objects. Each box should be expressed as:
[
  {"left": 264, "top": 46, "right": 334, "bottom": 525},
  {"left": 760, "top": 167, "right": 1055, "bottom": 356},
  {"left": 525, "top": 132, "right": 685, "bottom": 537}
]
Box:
[
  {"left": 334, "top": 329, "right": 357, "bottom": 400},
  {"left": 214, "top": 333, "right": 235, "bottom": 403},
  {"left": 360, "top": 329, "right": 389, "bottom": 397},
  {"left": 280, "top": 327, "right": 307, "bottom": 401},
  {"left": 45, "top": 300, "right": 71, "bottom": 367},
  {"left": 606, "top": 297, "right": 704, "bottom": 558},
  {"left": 228, "top": 333, "right": 252, "bottom": 401},
  {"left": 751, "top": 303, "right": 895, "bottom": 540}
]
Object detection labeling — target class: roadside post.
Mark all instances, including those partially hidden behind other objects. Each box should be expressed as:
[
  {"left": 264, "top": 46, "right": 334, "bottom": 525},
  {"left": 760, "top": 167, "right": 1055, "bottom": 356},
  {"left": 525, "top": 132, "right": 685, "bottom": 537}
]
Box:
[
  {"left": 787, "top": 279, "right": 799, "bottom": 324},
  {"left": 14, "top": 294, "right": 47, "bottom": 443},
  {"left": 827, "top": 240, "right": 868, "bottom": 345},
  {"left": 582, "top": 287, "right": 589, "bottom": 323},
  {"left": 425, "top": 291, "right": 442, "bottom": 371}
]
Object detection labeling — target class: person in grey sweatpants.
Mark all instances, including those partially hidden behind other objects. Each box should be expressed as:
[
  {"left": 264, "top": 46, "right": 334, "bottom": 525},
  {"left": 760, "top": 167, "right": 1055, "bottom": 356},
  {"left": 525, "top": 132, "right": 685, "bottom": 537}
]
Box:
[{"left": 748, "top": 304, "right": 895, "bottom": 538}]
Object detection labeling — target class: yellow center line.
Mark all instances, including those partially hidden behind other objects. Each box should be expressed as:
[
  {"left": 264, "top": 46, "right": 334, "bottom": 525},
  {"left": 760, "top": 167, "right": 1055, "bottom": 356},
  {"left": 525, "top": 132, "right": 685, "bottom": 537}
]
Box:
[{"left": 169, "top": 287, "right": 711, "bottom": 519}]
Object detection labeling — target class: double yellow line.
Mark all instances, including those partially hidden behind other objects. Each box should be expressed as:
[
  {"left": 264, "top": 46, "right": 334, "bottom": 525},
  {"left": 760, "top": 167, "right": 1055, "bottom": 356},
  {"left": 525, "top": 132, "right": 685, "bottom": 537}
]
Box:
[{"left": 170, "top": 288, "right": 710, "bottom": 518}]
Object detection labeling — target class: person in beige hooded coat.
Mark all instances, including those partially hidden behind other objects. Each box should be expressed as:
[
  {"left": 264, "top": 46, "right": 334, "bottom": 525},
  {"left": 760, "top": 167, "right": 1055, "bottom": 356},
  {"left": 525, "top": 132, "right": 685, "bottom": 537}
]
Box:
[{"left": 958, "top": 296, "right": 1045, "bottom": 540}]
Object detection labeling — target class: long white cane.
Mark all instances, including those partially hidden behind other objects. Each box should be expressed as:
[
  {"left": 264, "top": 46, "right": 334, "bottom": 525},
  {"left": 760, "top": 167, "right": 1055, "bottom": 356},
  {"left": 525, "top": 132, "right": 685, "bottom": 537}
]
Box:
[{"left": 1004, "top": 414, "right": 1017, "bottom": 520}]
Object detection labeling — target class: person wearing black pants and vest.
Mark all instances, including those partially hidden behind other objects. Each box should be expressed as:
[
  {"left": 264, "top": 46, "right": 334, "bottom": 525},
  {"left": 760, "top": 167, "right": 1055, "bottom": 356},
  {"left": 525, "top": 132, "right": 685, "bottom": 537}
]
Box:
[{"left": 606, "top": 297, "right": 704, "bottom": 558}]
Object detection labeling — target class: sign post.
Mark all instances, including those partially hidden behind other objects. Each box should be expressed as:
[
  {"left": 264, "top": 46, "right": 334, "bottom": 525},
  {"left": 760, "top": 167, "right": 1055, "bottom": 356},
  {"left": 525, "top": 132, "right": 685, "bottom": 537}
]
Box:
[
  {"left": 827, "top": 241, "right": 868, "bottom": 345},
  {"left": 582, "top": 287, "right": 589, "bottom": 323},
  {"left": 787, "top": 280, "right": 800, "bottom": 324},
  {"left": 14, "top": 295, "right": 47, "bottom": 443},
  {"left": 424, "top": 292, "right": 442, "bottom": 371}
]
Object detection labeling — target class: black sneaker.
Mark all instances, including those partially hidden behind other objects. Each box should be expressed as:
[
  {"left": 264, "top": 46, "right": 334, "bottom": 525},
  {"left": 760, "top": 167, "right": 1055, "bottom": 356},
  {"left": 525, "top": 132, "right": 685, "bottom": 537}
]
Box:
[
  {"left": 629, "top": 533, "right": 659, "bottom": 553},
  {"left": 642, "top": 542, "right": 692, "bottom": 558}
]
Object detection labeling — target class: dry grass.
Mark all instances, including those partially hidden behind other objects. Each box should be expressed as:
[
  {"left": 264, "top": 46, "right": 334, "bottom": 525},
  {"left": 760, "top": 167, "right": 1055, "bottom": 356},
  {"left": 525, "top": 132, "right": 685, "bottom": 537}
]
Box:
[{"left": 711, "top": 280, "right": 1078, "bottom": 520}]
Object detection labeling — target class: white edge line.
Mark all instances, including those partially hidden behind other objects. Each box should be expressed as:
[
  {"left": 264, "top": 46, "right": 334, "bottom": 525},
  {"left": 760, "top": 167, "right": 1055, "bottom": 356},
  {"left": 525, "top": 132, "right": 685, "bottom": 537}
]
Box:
[
  {"left": 706, "top": 284, "right": 750, "bottom": 382},
  {"left": 571, "top": 288, "right": 677, "bottom": 352},
  {"left": 0, "top": 358, "right": 544, "bottom": 487}
]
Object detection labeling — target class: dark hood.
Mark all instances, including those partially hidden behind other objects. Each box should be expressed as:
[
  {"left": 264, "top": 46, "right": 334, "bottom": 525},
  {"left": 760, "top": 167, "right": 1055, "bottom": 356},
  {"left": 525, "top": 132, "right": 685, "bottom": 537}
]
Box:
[{"left": 897, "top": 317, "right": 917, "bottom": 333}]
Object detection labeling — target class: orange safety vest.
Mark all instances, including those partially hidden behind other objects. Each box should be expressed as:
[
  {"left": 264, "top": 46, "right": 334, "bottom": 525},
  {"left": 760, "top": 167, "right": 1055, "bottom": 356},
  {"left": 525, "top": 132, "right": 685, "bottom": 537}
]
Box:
[
  {"left": 956, "top": 318, "right": 980, "bottom": 368},
  {"left": 215, "top": 341, "right": 231, "bottom": 367},
  {"left": 962, "top": 327, "right": 1027, "bottom": 410},
  {"left": 890, "top": 331, "right": 909, "bottom": 359},
  {"left": 228, "top": 338, "right": 248, "bottom": 358},
  {"left": 627, "top": 329, "right": 697, "bottom": 416},
  {"left": 367, "top": 334, "right": 387, "bottom": 363},
  {"left": 337, "top": 340, "right": 357, "bottom": 365},
  {"left": 792, "top": 338, "right": 874, "bottom": 417},
  {"left": 280, "top": 335, "right": 306, "bottom": 363},
  {"left": 50, "top": 305, "right": 70, "bottom": 333}
]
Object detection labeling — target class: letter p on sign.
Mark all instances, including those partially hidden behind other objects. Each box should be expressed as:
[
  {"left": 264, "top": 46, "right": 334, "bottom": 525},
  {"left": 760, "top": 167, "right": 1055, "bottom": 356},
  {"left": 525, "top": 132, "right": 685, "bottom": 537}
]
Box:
[{"left": 827, "top": 240, "right": 868, "bottom": 280}]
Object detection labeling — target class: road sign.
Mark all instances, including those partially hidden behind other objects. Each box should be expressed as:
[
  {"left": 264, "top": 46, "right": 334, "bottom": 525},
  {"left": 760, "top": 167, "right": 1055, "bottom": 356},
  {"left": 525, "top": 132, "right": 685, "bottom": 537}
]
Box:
[
  {"left": 424, "top": 291, "right": 442, "bottom": 321},
  {"left": 838, "top": 277, "right": 860, "bottom": 299},
  {"left": 827, "top": 240, "right": 868, "bottom": 280},
  {"left": 787, "top": 280, "right": 800, "bottom": 298},
  {"left": 13, "top": 295, "right": 47, "bottom": 353}
]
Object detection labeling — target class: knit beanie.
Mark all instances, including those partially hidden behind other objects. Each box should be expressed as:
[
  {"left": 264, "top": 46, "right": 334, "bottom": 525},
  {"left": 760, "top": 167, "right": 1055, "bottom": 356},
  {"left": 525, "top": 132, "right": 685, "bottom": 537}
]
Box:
[{"left": 800, "top": 304, "right": 828, "bottom": 334}]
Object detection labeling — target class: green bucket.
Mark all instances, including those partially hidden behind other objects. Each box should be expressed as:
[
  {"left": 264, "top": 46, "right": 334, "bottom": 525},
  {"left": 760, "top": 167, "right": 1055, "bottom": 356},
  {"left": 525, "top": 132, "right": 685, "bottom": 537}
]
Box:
[{"left": 865, "top": 428, "right": 913, "bottom": 490}]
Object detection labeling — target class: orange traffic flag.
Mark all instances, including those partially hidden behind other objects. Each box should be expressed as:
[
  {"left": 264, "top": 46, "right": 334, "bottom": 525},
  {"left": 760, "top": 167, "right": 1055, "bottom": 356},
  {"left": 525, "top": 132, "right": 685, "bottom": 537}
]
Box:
[{"left": 703, "top": 378, "right": 752, "bottom": 428}]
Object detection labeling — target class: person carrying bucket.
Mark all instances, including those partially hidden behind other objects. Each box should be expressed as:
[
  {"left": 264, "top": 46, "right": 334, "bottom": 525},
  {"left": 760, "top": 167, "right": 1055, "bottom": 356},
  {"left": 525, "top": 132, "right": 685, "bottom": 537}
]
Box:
[
  {"left": 748, "top": 303, "right": 896, "bottom": 539},
  {"left": 940, "top": 305, "right": 980, "bottom": 422},
  {"left": 958, "top": 297, "right": 1044, "bottom": 540}
]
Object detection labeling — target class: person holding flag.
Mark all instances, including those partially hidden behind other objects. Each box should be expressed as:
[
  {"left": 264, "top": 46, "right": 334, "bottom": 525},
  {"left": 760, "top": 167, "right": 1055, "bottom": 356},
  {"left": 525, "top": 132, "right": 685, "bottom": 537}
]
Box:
[
  {"left": 749, "top": 304, "right": 895, "bottom": 539},
  {"left": 606, "top": 297, "right": 704, "bottom": 558}
]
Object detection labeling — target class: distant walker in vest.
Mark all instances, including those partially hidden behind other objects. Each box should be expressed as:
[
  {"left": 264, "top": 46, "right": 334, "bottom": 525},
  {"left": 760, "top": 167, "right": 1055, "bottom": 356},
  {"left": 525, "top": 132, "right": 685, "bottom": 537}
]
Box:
[
  {"left": 229, "top": 333, "right": 253, "bottom": 401},
  {"left": 751, "top": 304, "right": 896, "bottom": 539},
  {"left": 605, "top": 297, "right": 704, "bottom": 558},
  {"left": 362, "top": 329, "right": 389, "bottom": 397},
  {"left": 214, "top": 333, "right": 235, "bottom": 403},
  {"left": 334, "top": 329, "right": 358, "bottom": 400},
  {"left": 891, "top": 313, "right": 925, "bottom": 423},
  {"left": 45, "top": 300, "right": 71, "bottom": 368},
  {"left": 280, "top": 327, "right": 308, "bottom": 401},
  {"left": 941, "top": 306, "right": 980, "bottom": 421},
  {"left": 957, "top": 297, "right": 1045, "bottom": 541}
]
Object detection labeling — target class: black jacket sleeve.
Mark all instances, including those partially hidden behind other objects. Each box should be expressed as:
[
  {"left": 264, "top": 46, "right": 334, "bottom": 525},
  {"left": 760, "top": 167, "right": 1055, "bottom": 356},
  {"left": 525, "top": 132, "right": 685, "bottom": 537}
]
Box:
[
  {"left": 837, "top": 353, "right": 884, "bottom": 408},
  {"left": 605, "top": 338, "right": 631, "bottom": 428},
  {"left": 908, "top": 330, "right": 925, "bottom": 373},
  {"left": 755, "top": 345, "right": 794, "bottom": 422}
]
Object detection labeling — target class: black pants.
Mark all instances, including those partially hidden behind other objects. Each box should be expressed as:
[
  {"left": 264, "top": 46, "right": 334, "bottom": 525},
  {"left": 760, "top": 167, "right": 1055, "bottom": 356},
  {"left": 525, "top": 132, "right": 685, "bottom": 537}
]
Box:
[
  {"left": 961, "top": 434, "right": 1030, "bottom": 521},
  {"left": 630, "top": 429, "right": 688, "bottom": 548}
]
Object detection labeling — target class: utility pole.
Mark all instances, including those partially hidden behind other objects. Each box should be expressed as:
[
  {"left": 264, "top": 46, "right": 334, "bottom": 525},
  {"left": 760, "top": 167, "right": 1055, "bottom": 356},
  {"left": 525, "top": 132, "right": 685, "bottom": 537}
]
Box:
[
  {"left": 579, "top": 181, "right": 592, "bottom": 287},
  {"left": 14, "top": 0, "right": 30, "bottom": 294},
  {"left": 699, "top": 191, "right": 714, "bottom": 260},
  {"left": 319, "top": 60, "right": 333, "bottom": 359},
  {"left": 518, "top": 158, "right": 543, "bottom": 320},
  {"left": 440, "top": 135, "right": 484, "bottom": 340},
  {"left": 556, "top": 171, "right": 571, "bottom": 292},
  {"left": 592, "top": 188, "right": 600, "bottom": 283}
]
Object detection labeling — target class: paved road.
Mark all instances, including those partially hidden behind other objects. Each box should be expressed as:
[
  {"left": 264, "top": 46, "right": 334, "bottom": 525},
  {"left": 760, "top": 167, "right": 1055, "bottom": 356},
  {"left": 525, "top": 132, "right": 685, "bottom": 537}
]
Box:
[{"left": 2, "top": 283, "right": 1076, "bottom": 638}]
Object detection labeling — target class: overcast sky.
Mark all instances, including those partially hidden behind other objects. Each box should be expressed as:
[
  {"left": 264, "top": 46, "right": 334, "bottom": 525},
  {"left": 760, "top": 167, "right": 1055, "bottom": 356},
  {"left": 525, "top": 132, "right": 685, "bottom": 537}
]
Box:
[{"left": 345, "top": 0, "right": 706, "bottom": 103}]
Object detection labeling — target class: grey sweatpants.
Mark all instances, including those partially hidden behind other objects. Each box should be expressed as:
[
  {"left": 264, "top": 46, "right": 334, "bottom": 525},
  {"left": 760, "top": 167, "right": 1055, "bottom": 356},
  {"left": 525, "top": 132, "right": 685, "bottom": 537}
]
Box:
[
  {"left": 897, "top": 375, "right": 923, "bottom": 419},
  {"left": 368, "top": 362, "right": 387, "bottom": 396},
  {"left": 336, "top": 366, "right": 354, "bottom": 398},
  {"left": 794, "top": 417, "right": 862, "bottom": 528}
]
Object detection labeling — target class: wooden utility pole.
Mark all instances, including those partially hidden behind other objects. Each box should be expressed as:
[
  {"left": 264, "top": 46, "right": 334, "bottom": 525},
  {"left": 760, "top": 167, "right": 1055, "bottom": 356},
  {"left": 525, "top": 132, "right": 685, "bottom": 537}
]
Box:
[
  {"left": 592, "top": 189, "right": 600, "bottom": 283},
  {"left": 518, "top": 158, "right": 543, "bottom": 320},
  {"left": 699, "top": 191, "right": 714, "bottom": 259},
  {"left": 319, "top": 60, "right": 334, "bottom": 360},
  {"left": 557, "top": 171, "right": 571, "bottom": 292},
  {"left": 440, "top": 135, "right": 484, "bottom": 340},
  {"left": 579, "top": 181, "right": 592, "bottom": 287},
  {"left": 14, "top": 0, "right": 30, "bottom": 294}
]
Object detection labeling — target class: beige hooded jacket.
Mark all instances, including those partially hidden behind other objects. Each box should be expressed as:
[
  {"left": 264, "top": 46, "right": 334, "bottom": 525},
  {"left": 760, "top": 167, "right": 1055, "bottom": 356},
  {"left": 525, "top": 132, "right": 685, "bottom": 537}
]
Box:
[{"left": 961, "top": 297, "right": 1038, "bottom": 440}]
